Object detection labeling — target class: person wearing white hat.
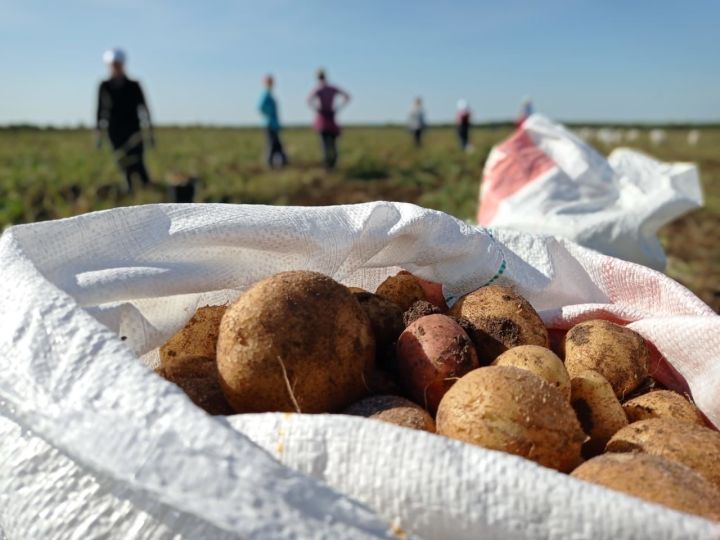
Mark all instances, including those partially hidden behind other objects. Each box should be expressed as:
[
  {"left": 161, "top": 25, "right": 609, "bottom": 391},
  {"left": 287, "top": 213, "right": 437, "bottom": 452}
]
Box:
[
  {"left": 96, "top": 48, "right": 155, "bottom": 193},
  {"left": 407, "top": 96, "right": 426, "bottom": 148},
  {"left": 102, "top": 48, "right": 126, "bottom": 65},
  {"left": 456, "top": 99, "right": 471, "bottom": 151}
]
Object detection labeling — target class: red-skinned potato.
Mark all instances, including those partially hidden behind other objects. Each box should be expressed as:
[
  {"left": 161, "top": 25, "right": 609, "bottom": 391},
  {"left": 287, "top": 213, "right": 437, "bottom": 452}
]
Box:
[
  {"left": 412, "top": 274, "right": 448, "bottom": 311},
  {"left": 397, "top": 314, "right": 479, "bottom": 413}
]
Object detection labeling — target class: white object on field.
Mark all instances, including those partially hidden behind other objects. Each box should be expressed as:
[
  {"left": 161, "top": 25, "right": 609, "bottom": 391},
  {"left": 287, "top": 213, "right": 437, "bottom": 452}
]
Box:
[
  {"left": 596, "top": 127, "right": 623, "bottom": 146},
  {"left": 626, "top": 128, "right": 640, "bottom": 141},
  {"left": 0, "top": 202, "right": 719, "bottom": 539},
  {"left": 688, "top": 129, "right": 701, "bottom": 146},
  {"left": 650, "top": 128, "right": 667, "bottom": 145},
  {"left": 477, "top": 114, "right": 703, "bottom": 270},
  {"left": 596, "top": 128, "right": 611, "bottom": 144}
]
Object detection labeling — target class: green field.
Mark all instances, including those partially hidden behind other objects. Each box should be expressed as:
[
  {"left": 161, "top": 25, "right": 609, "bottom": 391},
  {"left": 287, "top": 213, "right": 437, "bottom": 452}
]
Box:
[{"left": 1, "top": 125, "right": 718, "bottom": 310}]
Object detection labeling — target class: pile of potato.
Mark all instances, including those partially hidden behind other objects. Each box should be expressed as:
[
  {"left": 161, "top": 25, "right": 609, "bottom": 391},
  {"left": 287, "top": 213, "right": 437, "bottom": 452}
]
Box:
[{"left": 155, "top": 270, "right": 720, "bottom": 522}]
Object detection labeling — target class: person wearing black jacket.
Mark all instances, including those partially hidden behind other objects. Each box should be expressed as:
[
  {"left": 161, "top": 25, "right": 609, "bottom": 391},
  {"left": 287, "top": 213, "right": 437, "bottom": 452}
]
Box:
[{"left": 96, "top": 49, "right": 154, "bottom": 193}]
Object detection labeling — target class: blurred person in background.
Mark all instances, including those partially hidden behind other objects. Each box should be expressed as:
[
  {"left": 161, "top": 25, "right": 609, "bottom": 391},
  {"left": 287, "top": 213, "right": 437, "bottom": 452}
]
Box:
[
  {"left": 517, "top": 97, "right": 534, "bottom": 126},
  {"left": 96, "top": 48, "right": 154, "bottom": 193},
  {"left": 258, "top": 74, "right": 288, "bottom": 168},
  {"left": 407, "top": 96, "right": 426, "bottom": 147},
  {"left": 687, "top": 129, "right": 700, "bottom": 146},
  {"left": 456, "top": 99, "right": 471, "bottom": 151},
  {"left": 307, "top": 68, "right": 350, "bottom": 170}
]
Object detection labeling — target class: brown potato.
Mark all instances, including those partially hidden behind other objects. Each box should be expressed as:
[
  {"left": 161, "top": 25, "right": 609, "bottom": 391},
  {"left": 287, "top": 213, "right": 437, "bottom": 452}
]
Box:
[
  {"left": 571, "top": 453, "right": 720, "bottom": 522},
  {"left": 606, "top": 418, "right": 720, "bottom": 490},
  {"left": 451, "top": 316, "right": 486, "bottom": 357},
  {"left": 344, "top": 395, "right": 435, "bottom": 432},
  {"left": 564, "top": 320, "right": 649, "bottom": 399},
  {"left": 570, "top": 370, "right": 628, "bottom": 457},
  {"left": 449, "top": 285, "right": 548, "bottom": 362},
  {"left": 397, "top": 314, "right": 479, "bottom": 413},
  {"left": 353, "top": 291, "right": 405, "bottom": 356},
  {"left": 217, "top": 271, "right": 374, "bottom": 413},
  {"left": 160, "top": 305, "right": 227, "bottom": 368},
  {"left": 623, "top": 390, "right": 707, "bottom": 427},
  {"left": 375, "top": 272, "right": 428, "bottom": 311},
  {"left": 621, "top": 376, "right": 661, "bottom": 402},
  {"left": 156, "top": 356, "right": 233, "bottom": 415},
  {"left": 403, "top": 300, "right": 442, "bottom": 327},
  {"left": 347, "top": 286, "right": 368, "bottom": 294},
  {"left": 413, "top": 275, "right": 448, "bottom": 311},
  {"left": 436, "top": 366, "right": 585, "bottom": 472},
  {"left": 493, "top": 345, "right": 570, "bottom": 400},
  {"left": 364, "top": 368, "right": 400, "bottom": 395}
]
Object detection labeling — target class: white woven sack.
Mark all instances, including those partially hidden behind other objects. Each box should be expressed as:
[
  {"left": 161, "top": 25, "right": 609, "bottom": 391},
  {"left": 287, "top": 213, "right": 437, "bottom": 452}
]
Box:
[
  {"left": 477, "top": 114, "right": 703, "bottom": 270},
  {"left": 0, "top": 202, "right": 718, "bottom": 539}
]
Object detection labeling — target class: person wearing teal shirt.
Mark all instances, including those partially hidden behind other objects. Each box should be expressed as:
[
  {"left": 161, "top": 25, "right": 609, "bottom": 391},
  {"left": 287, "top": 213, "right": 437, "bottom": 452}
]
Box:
[{"left": 258, "top": 74, "right": 288, "bottom": 168}]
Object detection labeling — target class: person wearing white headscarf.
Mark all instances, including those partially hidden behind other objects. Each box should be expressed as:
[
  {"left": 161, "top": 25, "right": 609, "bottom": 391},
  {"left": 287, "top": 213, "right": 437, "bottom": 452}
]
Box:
[
  {"left": 407, "top": 96, "right": 426, "bottom": 147},
  {"left": 96, "top": 48, "right": 155, "bottom": 193}
]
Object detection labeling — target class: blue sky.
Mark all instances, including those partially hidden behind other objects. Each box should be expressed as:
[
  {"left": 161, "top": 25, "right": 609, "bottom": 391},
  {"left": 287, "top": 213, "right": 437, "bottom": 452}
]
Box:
[{"left": 1, "top": 0, "right": 719, "bottom": 126}]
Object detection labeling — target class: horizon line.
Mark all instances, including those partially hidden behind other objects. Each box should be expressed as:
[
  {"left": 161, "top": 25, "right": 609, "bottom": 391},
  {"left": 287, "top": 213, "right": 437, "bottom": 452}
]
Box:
[{"left": 2, "top": 119, "right": 720, "bottom": 130}]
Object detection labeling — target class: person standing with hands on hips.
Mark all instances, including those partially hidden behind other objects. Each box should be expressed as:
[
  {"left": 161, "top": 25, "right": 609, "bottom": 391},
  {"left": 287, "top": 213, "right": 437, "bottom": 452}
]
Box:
[
  {"left": 258, "top": 74, "right": 288, "bottom": 168},
  {"left": 96, "top": 48, "right": 155, "bottom": 193},
  {"left": 307, "top": 68, "right": 350, "bottom": 170}
]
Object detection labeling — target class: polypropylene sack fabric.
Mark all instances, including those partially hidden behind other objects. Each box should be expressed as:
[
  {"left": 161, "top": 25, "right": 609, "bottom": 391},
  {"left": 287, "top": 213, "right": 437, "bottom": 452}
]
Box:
[
  {"left": 477, "top": 114, "right": 703, "bottom": 270},
  {"left": 0, "top": 202, "right": 718, "bottom": 540},
  {"left": 227, "top": 413, "right": 719, "bottom": 540}
]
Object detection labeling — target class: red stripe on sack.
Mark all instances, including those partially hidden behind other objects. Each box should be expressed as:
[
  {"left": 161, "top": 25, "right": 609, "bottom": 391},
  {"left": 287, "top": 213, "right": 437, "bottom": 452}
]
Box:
[{"left": 477, "top": 127, "right": 556, "bottom": 224}]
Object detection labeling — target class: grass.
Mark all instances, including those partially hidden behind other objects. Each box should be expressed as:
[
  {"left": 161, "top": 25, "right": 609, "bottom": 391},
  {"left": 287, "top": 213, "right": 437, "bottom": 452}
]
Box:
[{"left": 0, "top": 125, "right": 717, "bottom": 310}]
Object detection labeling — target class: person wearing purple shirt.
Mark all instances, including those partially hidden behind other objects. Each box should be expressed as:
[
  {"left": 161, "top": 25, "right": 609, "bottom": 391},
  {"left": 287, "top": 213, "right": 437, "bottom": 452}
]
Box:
[{"left": 307, "top": 68, "right": 350, "bottom": 170}]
